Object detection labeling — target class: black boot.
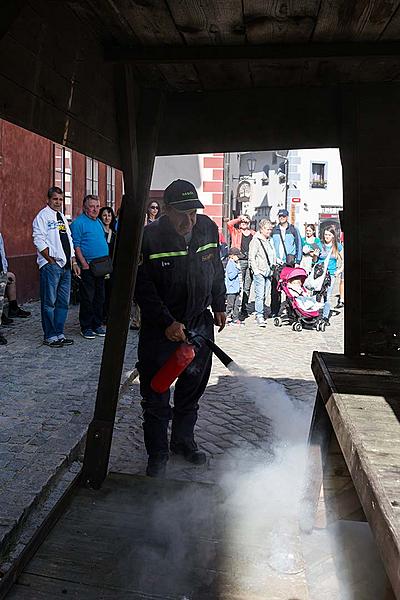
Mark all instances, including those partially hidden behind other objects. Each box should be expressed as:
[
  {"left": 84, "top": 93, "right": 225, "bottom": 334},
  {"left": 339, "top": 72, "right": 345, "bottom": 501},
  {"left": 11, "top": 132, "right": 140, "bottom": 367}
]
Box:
[
  {"left": 0, "top": 334, "right": 7, "bottom": 345},
  {"left": 146, "top": 454, "right": 168, "bottom": 478},
  {"left": 170, "top": 441, "right": 207, "bottom": 465},
  {"left": 1, "top": 314, "right": 14, "bottom": 326},
  {"left": 8, "top": 306, "right": 31, "bottom": 318}
]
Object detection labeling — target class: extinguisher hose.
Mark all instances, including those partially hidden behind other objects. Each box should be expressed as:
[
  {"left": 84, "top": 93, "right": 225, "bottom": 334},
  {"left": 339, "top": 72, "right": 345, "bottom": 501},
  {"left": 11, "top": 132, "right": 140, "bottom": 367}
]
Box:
[{"left": 185, "top": 329, "right": 234, "bottom": 368}]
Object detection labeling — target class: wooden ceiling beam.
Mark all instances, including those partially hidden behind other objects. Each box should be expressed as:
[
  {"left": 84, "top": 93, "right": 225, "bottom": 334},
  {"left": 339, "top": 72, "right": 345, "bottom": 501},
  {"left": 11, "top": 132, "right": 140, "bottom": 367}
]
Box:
[{"left": 106, "top": 41, "right": 400, "bottom": 64}]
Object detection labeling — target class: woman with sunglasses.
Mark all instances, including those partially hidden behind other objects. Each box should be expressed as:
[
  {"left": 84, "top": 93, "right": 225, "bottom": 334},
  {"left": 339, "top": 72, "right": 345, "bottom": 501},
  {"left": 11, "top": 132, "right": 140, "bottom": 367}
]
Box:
[{"left": 146, "top": 200, "right": 160, "bottom": 224}]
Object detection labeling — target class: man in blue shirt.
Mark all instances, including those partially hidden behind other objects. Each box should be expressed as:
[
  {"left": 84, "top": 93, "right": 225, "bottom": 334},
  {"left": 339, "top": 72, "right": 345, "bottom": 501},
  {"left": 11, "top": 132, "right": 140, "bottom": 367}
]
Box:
[
  {"left": 271, "top": 209, "right": 302, "bottom": 317},
  {"left": 70, "top": 195, "right": 110, "bottom": 339}
]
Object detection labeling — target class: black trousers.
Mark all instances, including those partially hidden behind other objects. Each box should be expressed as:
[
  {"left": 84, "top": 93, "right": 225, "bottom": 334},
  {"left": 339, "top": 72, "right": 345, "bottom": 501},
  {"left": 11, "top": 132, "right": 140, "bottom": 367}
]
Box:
[
  {"left": 226, "top": 293, "right": 240, "bottom": 321},
  {"left": 271, "top": 274, "right": 281, "bottom": 317},
  {"left": 239, "top": 259, "right": 253, "bottom": 313},
  {"left": 137, "top": 310, "right": 214, "bottom": 459},
  {"left": 78, "top": 269, "right": 105, "bottom": 332}
]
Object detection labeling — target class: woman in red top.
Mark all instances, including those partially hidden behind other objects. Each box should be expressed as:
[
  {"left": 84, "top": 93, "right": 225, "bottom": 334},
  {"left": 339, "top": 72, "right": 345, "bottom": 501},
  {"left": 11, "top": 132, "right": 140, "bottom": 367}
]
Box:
[{"left": 227, "top": 215, "right": 255, "bottom": 318}]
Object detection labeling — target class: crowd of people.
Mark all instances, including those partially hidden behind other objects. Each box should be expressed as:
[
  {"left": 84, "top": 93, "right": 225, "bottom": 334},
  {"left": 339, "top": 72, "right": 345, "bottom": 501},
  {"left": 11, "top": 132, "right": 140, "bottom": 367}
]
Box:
[
  {"left": 0, "top": 179, "right": 343, "bottom": 478},
  {"left": 225, "top": 209, "right": 344, "bottom": 328}
]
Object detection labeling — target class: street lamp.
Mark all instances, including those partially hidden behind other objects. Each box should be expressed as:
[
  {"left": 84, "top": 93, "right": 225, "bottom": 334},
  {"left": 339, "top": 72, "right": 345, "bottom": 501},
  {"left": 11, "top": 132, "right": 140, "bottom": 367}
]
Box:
[
  {"left": 233, "top": 156, "right": 257, "bottom": 183},
  {"left": 247, "top": 157, "right": 256, "bottom": 177}
]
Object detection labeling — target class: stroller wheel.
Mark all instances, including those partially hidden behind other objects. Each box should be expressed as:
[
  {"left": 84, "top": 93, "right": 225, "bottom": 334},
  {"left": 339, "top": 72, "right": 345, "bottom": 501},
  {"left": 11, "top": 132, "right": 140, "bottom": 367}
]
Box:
[
  {"left": 316, "top": 321, "right": 321, "bottom": 332},
  {"left": 292, "top": 322, "right": 302, "bottom": 332},
  {"left": 319, "top": 321, "right": 326, "bottom": 332},
  {"left": 273, "top": 317, "right": 282, "bottom": 327}
]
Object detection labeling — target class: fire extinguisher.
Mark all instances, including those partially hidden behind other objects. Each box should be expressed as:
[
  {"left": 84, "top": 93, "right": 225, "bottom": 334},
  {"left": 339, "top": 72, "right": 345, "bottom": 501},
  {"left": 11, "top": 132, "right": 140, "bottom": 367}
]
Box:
[
  {"left": 150, "top": 342, "right": 196, "bottom": 393},
  {"left": 150, "top": 329, "right": 234, "bottom": 394}
]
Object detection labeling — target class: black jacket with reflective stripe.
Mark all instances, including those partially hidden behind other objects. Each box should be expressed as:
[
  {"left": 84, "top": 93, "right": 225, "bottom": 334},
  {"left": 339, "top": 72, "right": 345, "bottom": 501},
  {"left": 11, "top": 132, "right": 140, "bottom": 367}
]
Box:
[{"left": 135, "top": 214, "right": 226, "bottom": 332}]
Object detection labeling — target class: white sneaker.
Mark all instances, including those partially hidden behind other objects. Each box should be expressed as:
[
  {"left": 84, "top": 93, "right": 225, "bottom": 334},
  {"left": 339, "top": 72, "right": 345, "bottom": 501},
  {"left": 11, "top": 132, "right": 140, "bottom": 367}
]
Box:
[{"left": 256, "top": 316, "right": 266, "bottom": 327}]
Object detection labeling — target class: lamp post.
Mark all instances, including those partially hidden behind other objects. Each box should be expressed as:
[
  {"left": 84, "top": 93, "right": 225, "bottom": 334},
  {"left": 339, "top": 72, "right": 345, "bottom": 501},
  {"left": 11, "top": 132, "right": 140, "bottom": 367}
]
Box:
[
  {"left": 232, "top": 156, "right": 257, "bottom": 183},
  {"left": 275, "top": 151, "right": 289, "bottom": 211},
  {"left": 247, "top": 157, "right": 256, "bottom": 177}
]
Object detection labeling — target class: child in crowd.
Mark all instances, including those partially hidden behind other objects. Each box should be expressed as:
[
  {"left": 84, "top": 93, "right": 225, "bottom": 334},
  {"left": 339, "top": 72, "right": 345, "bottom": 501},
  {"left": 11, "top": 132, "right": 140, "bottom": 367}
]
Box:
[
  {"left": 225, "top": 247, "right": 243, "bottom": 326},
  {"left": 287, "top": 277, "right": 323, "bottom": 312}
]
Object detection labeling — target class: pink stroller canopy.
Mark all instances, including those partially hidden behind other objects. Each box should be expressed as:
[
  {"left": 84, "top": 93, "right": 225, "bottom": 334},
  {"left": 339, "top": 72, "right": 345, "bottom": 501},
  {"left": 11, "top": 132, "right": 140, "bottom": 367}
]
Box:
[{"left": 280, "top": 266, "right": 308, "bottom": 282}]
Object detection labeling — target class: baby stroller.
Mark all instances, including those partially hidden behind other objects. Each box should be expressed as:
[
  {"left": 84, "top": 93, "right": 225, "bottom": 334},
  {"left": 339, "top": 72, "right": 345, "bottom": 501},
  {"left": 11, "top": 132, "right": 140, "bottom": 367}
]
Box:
[{"left": 273, "top": 266, "right": 327, "bottom": 332}]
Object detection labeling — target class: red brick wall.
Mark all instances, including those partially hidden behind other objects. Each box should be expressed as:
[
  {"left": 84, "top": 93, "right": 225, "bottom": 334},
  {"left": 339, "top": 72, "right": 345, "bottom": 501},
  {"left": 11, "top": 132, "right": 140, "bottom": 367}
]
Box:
[
  {"left": 0, "top": 120, "right": 123, "bottom": 302},
  {"left": 0, "top": 120, "right": 52, "bottom": 301},
  {"left": 202, "top": 153, "right": 224, "bottom": 229}
]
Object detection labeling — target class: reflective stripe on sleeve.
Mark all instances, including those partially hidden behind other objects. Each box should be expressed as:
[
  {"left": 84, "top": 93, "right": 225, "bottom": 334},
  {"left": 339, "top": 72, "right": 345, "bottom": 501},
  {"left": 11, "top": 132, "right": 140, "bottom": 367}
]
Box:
[
  {"left": 149, "top": 250, "right": 188, "bottom": 260},
  {"left": 196, "top": 243, "right": 218, "bottom": 253}
]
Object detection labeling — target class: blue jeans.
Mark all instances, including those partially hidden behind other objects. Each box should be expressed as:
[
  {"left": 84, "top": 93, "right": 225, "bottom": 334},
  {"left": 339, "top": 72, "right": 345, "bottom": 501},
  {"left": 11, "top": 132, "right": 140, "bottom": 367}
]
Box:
[
  {"left": 254, "top": 273, "right": 271, "bottom": 318},
  {"left": 40, "top": 263, "right": 71, "bottom": 342},
  {"left": 323, "top": 275, "right": 336, "bottom": 319}
]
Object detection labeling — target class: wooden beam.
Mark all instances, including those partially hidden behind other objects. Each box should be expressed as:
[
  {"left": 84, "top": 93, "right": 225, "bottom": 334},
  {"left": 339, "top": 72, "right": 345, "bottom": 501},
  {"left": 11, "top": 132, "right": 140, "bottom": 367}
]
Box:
[
  {"left": 340, "top": 87, "right": 361, "bottom": 356},
  {"left": 0, "top": 0, "right": 27, "bottom": 42},
  {"left": 106, "top": 41, "right": 400, "bottom": 64},
  {"left": 81, "top": 66, "right": 163, "bottom": 489},
  {"left": 157, "top": 86, "right": 340, "bottom": 156}
]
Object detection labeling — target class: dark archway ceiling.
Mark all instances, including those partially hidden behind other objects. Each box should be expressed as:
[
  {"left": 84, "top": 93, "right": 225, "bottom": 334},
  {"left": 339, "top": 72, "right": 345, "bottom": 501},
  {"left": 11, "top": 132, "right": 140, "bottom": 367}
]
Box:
[{"left": 2, "top": 0, "right": 400, "bottom": 166}]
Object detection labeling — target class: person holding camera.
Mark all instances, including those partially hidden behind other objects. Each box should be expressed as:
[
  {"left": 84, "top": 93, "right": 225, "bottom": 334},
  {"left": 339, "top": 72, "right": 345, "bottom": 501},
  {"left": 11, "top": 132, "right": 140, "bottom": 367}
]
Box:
[
  {"left": 227, "top": 214, "right": 255, "bottom": 318},
  {"left": 248, "top": 219, "right": 276, "bottom": 327}
]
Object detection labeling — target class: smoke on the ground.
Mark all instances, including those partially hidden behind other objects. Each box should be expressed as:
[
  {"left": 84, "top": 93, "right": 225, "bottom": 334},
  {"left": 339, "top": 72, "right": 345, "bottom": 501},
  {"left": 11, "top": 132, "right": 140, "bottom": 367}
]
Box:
[{"left": 217, "top": 362, "right": 388, "bottom": 599}]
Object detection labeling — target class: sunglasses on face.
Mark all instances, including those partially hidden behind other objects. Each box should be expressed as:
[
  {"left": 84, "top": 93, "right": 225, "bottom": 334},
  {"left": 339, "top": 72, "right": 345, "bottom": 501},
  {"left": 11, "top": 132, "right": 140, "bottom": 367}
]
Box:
[{"left": 149, "top": 205, "right": 159, "bottom": 210}]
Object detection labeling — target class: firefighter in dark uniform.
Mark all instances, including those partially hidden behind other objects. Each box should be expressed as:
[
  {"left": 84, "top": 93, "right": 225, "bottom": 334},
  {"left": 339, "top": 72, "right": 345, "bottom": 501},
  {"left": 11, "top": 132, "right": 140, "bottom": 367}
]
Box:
[{"left": 135, "top": 180, "right": 226, "bottom": 477}]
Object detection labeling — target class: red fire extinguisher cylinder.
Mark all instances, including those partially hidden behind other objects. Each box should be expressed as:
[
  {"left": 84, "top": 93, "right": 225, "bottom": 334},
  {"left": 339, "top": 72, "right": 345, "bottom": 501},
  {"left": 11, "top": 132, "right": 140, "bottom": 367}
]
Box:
[{"left": 150, "top": 342, "right": 196, "bottom": 393}]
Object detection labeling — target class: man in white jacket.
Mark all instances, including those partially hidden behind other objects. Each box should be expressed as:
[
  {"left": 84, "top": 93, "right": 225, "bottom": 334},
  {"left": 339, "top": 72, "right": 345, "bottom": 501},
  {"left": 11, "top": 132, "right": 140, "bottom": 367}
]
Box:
[
  {"left": 32, "top": 187, "right": 80, "bottom": 347},
  {"left": 248, "top": 219, "right": 276, "bottom": 327}
]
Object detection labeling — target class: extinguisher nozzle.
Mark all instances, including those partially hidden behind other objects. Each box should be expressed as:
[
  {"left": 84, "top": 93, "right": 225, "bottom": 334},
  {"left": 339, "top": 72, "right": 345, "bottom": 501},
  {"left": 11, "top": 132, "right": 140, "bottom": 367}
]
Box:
[{"left": 184, "top": 329, "right": 235, "bottom": 369}]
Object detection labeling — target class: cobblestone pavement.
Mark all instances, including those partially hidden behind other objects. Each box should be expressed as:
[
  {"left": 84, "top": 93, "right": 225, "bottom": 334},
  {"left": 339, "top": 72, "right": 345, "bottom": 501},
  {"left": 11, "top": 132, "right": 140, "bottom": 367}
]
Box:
[
  {"left": 0, "top": 295, "right": 343, "bottom": 573},
  {"left": 110, "top": 303, "right": 344, "bottom": 482},
  {"left": 0, "top": 302, "right": 138, "bottom": 559}
]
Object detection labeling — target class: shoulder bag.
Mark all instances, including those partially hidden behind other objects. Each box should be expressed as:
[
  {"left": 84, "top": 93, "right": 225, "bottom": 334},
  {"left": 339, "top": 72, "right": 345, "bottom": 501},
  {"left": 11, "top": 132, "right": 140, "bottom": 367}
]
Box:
[
  {"left": 89, "top": 255, "right": 113, "bottom": 278},
  {"left": 259, "top": 239, "right": 275, "bottom": 276},
  {"left": 278, "top": 228, "right": 295, "bottom": 267}
]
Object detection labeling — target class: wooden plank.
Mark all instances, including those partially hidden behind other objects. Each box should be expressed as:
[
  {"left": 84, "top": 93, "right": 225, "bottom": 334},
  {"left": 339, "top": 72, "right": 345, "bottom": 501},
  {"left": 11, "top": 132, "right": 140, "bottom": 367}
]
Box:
[
  {"left": 313, "top": 0, "right": 400, "bottom": 42},
  {"left": 196, "top": 61, "right": 253, "bottom": 90},
  {"left": 0, "top": 0, "right": 27, "bottom": 43},
  {"left": 82, "top": 74, "right": 163, "bottom": 489},
  {"left": 112, "top": 0, "right": 203, "bottom": 92},
  {"left": 339, "top": 88, "right": 362, "bottom": 356},
  {"left": 0, "top": 73, "right": 121, "bottom": 167},
  {"left": 301, "top": 391, "right": 333, "bottom": 533},
  {"left": 168, "top": 0, "right": 245, "bottom": 46},
  {"left": 312, "top": 352, "right": 400, "bottom": 599},
  {"left": 107, "top": 41, "right": 400, "bottom": 63},
  {"left": 158, "top": 86, "right": 340, "bottom": 156},
  {"left": 8, "top": 474, "right": 309, "bottom": 599},
  {"left": 8, "top": 572, "right": 173, "bottom": 599},
  {"left": 243, "top": 0, "right": 320, "bottom": 44}
]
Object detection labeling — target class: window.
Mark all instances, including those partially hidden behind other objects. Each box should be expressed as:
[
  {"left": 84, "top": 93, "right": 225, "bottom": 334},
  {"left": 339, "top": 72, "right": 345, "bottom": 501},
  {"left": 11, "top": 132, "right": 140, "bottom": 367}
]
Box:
[
  {"left": 106, "top": 166, "right": 115, "bottom": 209},
  {"left": 310, "top": 162, "right": 327, "bottom": 189},
  {"left": 86, "top": 157, "right": 99, "bottom": 196},
  {"left": 53, "top": 145, "right": 72, "bottom": 219}
]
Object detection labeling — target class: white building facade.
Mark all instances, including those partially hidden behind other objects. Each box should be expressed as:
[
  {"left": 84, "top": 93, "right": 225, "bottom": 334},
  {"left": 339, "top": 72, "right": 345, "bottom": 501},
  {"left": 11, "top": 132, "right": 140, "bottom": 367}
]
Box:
[{"left": 227, "top": 148, "right": 343, "bottom": 237}]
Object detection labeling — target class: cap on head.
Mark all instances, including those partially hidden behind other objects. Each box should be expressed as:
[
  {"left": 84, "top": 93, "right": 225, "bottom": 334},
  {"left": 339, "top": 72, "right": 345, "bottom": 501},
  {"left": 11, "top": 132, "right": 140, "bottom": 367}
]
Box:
[
  {"left": 278, "top": 209, "right": 289, "bottom": 217},
  {"left": 164, "top": 180, "right": 204, "bottom": 211},
  {"left": 228, "top": 247, "right": 243, "bottom": 258}
]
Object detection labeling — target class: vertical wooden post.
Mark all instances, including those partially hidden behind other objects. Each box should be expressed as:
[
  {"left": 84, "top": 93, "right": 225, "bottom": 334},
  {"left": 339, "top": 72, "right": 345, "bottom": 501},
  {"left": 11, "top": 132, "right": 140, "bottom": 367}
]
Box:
[
  {"left": 300, "top": 391, "right": 333, "bottom": 533},
  {"left": 81, "top": 65, "right": 163, "bottom": 489},
  {"left": 339, "top": 87, "right": 361, "bottom": 356}
]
